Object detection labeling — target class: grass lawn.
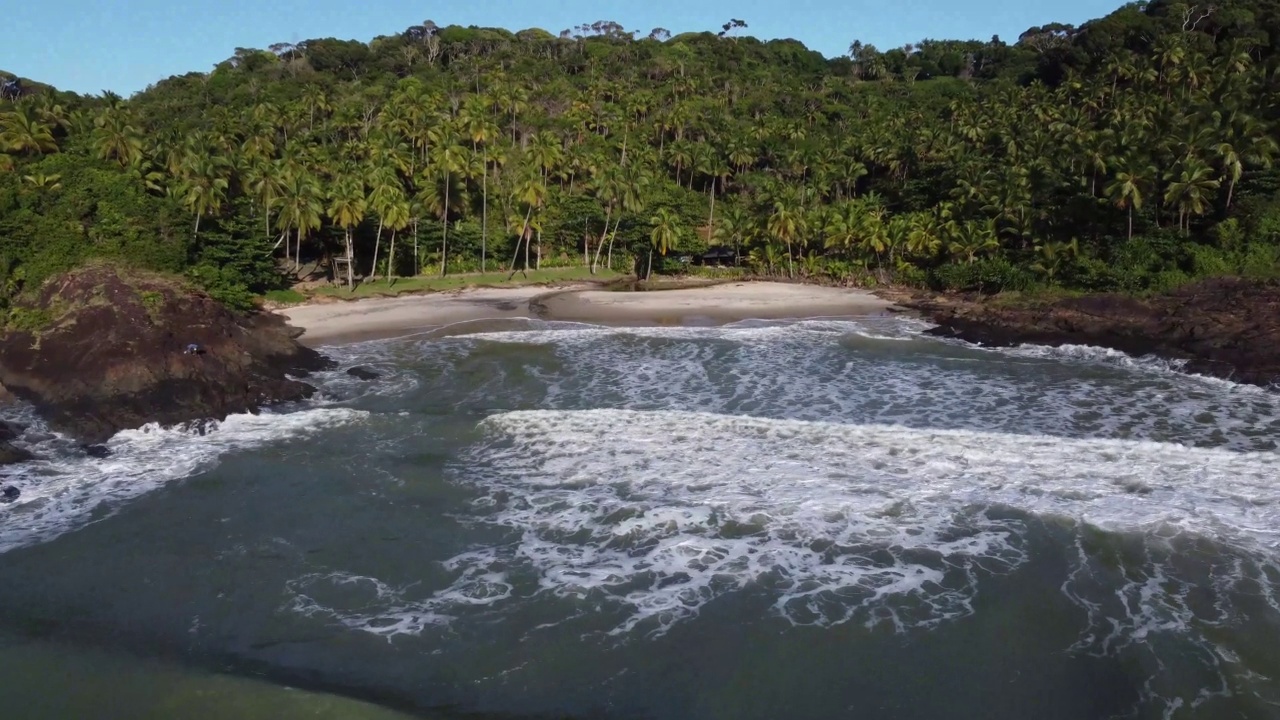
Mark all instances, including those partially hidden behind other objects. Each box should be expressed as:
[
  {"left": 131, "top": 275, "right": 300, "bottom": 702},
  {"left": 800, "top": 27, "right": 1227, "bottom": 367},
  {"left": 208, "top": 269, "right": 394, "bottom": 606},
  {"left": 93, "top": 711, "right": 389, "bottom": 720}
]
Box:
[{"left": 304, "top": 266, "right": 621, "bottom": 300}]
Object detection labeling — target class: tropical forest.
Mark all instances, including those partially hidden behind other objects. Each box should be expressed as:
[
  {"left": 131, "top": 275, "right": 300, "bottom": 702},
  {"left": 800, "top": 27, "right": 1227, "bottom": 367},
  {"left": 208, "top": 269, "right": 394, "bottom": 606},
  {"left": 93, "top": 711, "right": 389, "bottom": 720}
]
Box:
[{"left": 3, "top": 0, "right": 1280, "bottom": 310}]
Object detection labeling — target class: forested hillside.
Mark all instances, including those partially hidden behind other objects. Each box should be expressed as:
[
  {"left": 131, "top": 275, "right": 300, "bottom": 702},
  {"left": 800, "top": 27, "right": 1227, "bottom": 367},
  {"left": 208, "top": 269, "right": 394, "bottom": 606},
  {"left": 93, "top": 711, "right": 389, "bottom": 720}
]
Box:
[{"left": 3, "top": 0, "right": 1280, "bottom": 310}]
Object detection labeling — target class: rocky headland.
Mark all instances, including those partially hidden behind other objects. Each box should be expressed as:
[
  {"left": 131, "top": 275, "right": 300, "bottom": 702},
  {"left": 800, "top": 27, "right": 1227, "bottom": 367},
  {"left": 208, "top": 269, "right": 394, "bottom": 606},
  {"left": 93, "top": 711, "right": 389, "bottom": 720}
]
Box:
[
  {"left": 893, "top": 277, "right": 1280, "bottom": 388},
  {"left": 0, "top": 264, "right": 330, "bottom": 448}
]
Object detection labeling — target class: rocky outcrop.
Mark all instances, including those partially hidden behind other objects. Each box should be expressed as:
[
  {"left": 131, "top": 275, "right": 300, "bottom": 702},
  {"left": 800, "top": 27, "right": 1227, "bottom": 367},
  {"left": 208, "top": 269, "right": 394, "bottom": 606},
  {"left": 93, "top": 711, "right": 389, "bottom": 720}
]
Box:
[
  {"left": 0, "top": 265, "right": 331, "bottom": 443},
  {"left": 900, "top": 277, "right": 1280, "bottom": 388}
]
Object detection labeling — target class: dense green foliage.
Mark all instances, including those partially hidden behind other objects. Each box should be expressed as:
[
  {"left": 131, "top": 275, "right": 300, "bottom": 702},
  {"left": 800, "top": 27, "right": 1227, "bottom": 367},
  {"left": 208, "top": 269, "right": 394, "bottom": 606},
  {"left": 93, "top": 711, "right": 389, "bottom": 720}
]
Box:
[{"left": 4, "top": 0, "right": 1280, "bottom": 307}]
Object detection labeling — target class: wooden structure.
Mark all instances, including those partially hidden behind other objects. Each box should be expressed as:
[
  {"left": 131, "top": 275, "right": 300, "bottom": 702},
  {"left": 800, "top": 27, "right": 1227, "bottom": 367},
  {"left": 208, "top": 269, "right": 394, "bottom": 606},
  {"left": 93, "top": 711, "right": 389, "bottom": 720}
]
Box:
[{"left": 331, "top": 255, "right": 354, "bottom": 287}]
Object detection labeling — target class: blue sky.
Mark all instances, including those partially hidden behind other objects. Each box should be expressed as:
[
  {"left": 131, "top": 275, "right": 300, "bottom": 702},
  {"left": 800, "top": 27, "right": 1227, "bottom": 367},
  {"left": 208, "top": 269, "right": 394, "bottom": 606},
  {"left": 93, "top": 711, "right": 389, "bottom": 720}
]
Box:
[{"left": 5, "top": 0, "right": 1127, "bottom": 97}]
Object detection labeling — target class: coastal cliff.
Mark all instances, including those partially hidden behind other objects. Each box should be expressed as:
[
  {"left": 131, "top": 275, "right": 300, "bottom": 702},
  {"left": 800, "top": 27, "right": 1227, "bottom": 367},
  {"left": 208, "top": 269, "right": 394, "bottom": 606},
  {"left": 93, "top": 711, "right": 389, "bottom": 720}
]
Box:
[
  {"left": 0, "top": 265, "right": 330, "bottom": 444},
  {"left": 899, "top": 277, "right": 1280, "bottom": 388}
]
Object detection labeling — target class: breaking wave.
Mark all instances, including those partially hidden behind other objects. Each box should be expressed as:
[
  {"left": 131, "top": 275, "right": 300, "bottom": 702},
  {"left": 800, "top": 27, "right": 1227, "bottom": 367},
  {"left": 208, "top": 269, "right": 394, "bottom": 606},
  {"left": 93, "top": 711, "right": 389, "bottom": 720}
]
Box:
[
  {"left": 0, "top": 406, "right": 368, "bottom": 554},
  {"left": 291, "top": 409, "right": 1280, "bottom": 651}
]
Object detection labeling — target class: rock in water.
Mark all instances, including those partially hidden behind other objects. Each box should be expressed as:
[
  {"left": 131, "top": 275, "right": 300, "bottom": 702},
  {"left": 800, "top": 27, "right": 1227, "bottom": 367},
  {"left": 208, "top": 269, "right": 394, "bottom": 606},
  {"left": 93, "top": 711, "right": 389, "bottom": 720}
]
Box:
[
  {"left": 0, "top": 265, "right": 332, "bottom": 443},
  {"left": 346, "top": 366, "right": 381, "bottom": 381},
  {"left": 1, "top": 485, "right": 18, "bottom": 503},
  {"left": 0, "top": 419, "right": 32, "bottom": 465},
  {"left": 82, "top": 444, "right": 112, "bottom": 459}
]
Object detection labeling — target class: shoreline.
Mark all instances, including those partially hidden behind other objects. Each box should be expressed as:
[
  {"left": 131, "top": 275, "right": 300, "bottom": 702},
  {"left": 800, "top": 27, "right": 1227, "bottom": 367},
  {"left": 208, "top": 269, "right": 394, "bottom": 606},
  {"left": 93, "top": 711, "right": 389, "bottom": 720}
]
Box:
[{"left": 277, "top": 281, "right": 901, "bottom": 346}]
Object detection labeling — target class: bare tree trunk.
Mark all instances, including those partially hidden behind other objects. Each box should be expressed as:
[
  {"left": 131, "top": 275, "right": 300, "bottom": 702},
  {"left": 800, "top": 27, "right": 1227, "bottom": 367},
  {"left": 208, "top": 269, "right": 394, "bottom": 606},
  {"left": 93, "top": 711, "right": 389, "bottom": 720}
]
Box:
[
  {"left": 646, "top": 245, "right": 654, "bottom": 281},
  {"left": 412, "top": 219, "right": 419, "bottom": 276}
]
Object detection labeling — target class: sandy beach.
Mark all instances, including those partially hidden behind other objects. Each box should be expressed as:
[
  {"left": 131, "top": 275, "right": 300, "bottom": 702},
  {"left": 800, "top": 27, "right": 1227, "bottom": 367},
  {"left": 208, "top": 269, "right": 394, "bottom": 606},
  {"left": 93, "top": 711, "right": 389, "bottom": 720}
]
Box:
[{"left": 278, "top": 282, "right": 899, "bottom": 345}]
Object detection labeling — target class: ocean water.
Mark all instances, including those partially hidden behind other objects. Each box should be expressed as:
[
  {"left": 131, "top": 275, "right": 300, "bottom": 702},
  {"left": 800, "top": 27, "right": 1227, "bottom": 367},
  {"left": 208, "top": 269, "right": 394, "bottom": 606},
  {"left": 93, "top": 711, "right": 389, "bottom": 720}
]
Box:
[{"left": 2, "top": 316, "right": 1280, "bottom": 719}]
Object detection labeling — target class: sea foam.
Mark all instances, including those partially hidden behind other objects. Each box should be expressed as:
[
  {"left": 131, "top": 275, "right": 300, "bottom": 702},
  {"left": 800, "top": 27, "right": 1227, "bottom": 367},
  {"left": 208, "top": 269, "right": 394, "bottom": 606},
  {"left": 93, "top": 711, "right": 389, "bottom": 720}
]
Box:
[
  {"left": 295, "top": 409, "right": 1280, "bottom": 649},
  {"left": 0, "top": 407, "right": 368, "bottom": 554}
]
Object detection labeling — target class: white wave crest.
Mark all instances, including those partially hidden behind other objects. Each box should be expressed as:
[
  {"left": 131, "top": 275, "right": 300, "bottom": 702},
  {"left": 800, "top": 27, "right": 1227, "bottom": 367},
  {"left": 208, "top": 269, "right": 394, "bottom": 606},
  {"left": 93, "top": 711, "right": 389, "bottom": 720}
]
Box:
[
  {"left": 0, "top": 407, "right": 368, "bottom": 554},
  {"left": 301, "top": 409, "right": 1279, "bottom": 642}
]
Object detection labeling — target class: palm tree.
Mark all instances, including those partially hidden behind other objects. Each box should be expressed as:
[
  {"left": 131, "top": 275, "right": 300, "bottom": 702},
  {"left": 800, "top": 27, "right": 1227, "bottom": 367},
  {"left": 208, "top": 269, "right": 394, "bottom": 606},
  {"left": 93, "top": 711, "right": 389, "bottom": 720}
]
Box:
[
  {"left": 1212, "top": 141, "right": 1244, "bottom": 210},
  {"left": 0, "top": 106, "right": 58, "bottom": 155},
  {"left": 1104, "top": 162, "right": 1153, "bottom": 240},
  {"left": 508, "top": 173, "right": 548, "bottom": 279},
  {"left": 460, "top": 98, "right": 499, "bottom": 271},
  {"left": 276, "top": 170, "right": 324, "bottom": 273},
  {"left": 367, "top": 166, "right": 403, "bottom": 282},
  {"left": 244, "top": 161, "right": 287, "bottom": 245},
  {"left": 383, "top": 197, "right": 412, "bottom": 282},
  {"left": 648, "top": 208, "right": 681, "bottom": 280},
  {"left": 1163, "top": 159, "right": 1220, "bottom": 235},
  {"left": 178, "top": 156, "right": 230, "bottom": 240},
  {"left": 766, "top": 191, "right": 804, "bottom": 278},
  {"left": 328, "top": 178, "right": 368, "bottom": 289},
  {"left": 433, "top": 141, "right": 467, "bottom": 276},
  {"left": 21, "top": 172, "right": 62, "bottom": 192},
  {"left": 92, "top": 111, "right": 144, "bottom": 167}
]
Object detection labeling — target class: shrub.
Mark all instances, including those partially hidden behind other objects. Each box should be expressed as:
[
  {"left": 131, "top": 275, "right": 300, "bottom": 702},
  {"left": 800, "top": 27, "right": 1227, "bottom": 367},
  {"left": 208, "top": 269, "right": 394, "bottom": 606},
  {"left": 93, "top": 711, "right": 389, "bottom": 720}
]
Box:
[{"left": 931, "top": 257, "right": 1034, "bottom": 293}]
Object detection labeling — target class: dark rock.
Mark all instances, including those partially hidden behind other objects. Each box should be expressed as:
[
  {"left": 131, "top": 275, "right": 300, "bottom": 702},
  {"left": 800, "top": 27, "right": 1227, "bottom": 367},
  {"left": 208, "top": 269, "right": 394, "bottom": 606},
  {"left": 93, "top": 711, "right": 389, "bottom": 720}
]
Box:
[
  {"left": 1, "top": 485, "right": 18, "bottom": 503},
  {"left": 0, "top": 265, "right": 335, "bottom": 443},
  {"left": 346, "top": 366, "right": 381, "bottom": 381},
  {"left": 0, "top": 444, "right": 32, "bottom": 465},
  {"left": 0, "top": 420, "right": 25, "bottom": 442},
  {"left": 82, "top": 444, "right": 112, "bottom": 459},
  {"left": 903, "top": 277, "right": 1280, "bottom": 388},
  {"left": 0, "top": 420, "right": 32, "bottom": 465}
]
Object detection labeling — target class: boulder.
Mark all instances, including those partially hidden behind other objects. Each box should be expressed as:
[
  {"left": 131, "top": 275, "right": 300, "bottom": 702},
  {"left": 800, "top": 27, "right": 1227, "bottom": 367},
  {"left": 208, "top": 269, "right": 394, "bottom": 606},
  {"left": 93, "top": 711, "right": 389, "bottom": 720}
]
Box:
[
  {"left": 0, "top": 265, "right": 332, "bottom": 443},
  {"left": 346, "top": 366, "right": 381, "bottom": 381},
  {"left": 904, "top": 277, "right": 1280, "bottom": 388}
]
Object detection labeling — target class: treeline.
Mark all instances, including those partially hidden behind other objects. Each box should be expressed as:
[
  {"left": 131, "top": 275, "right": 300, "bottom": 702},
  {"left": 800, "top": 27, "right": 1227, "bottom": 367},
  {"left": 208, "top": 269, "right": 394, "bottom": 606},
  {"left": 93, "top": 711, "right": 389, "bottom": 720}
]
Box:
[{"left": 3, "top": 0, "right": 1280, "bottom": 310}]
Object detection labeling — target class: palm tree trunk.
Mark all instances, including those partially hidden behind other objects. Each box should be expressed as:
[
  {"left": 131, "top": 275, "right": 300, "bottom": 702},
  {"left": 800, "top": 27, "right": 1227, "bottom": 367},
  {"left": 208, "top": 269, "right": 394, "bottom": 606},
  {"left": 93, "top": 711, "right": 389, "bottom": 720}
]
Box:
[
  {"left": 371, "top": 219, "right": 383, "bottom": 283},
  {"left": 646, "top": 246, "right": 654, "bottom": 281},
  {"left": 606, "top": 218, "right": 619, "bottom": 272},
  {"left": 440, "top": 176, "right": 450, "bottom": 277},
  {"left": 193, "top": 214, "right": 201, "bottom": 241},
  {"left": 481, "top": 150, "right": 488, "bottom": 273},
  {"left": 412, "top": 219, "right": 419, "bottom": 276},
  {"left": 591, "top": 209, "right": 611, "bottom": 273},
  {"left": 1128, "top": 205, "right": 1133, "bottom": 241},
  {"left": 707, "top": 180, "right": 716, "bottom": 245},
  {"left": 786, "top": 240, "right": 795, "bottom": 279},
  {"left": 508, "top": 206, "right": 533, "bottom": 278},
  {"left": 387, "top": 229, "right": 397, "bottom": 283},
  {"left": 345, "top": 228, "right": 354, "bottom": 290}
]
